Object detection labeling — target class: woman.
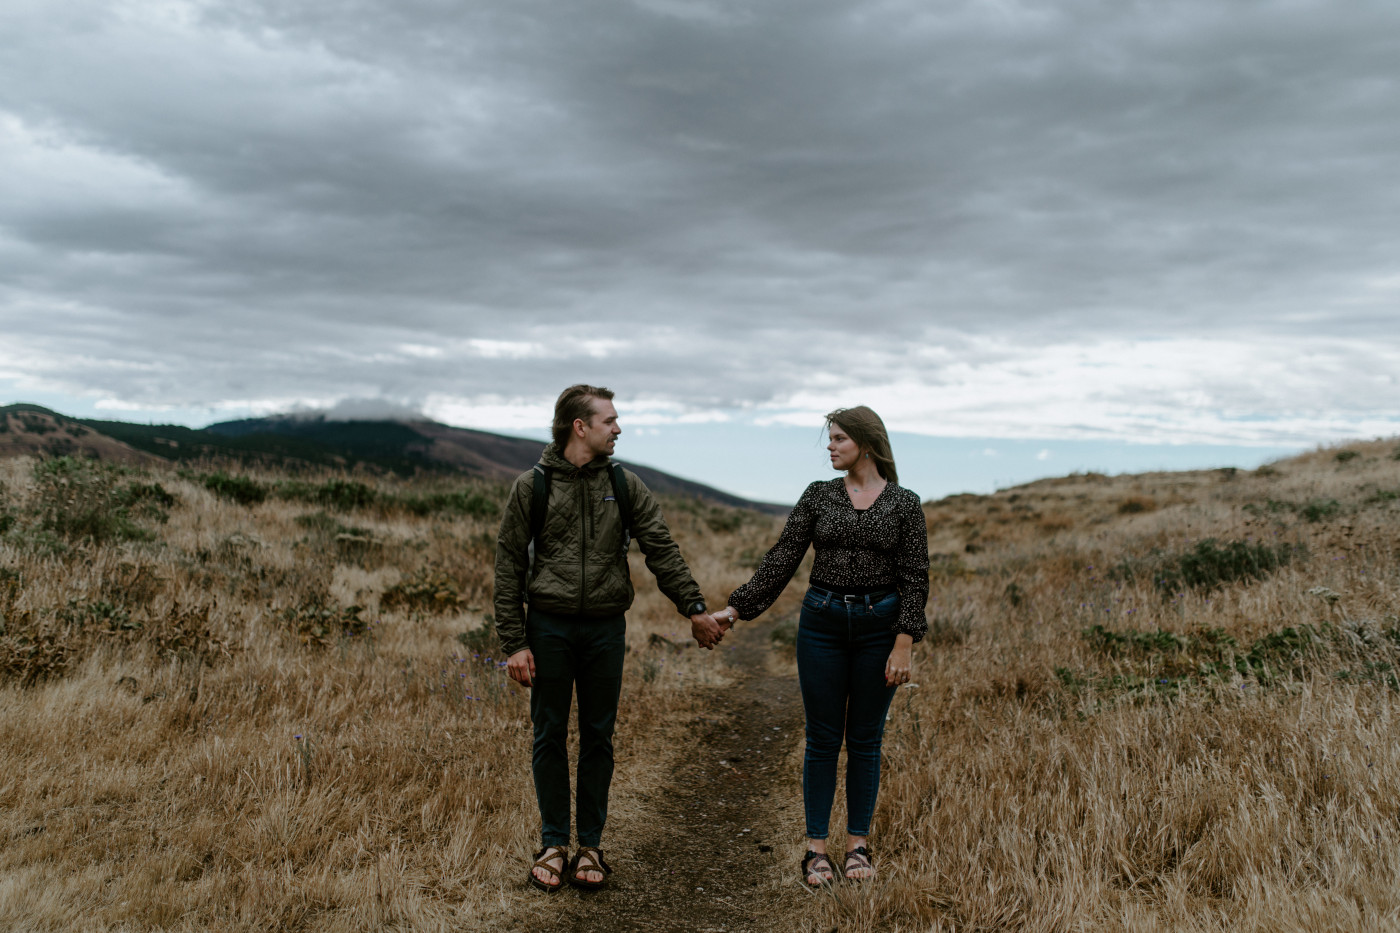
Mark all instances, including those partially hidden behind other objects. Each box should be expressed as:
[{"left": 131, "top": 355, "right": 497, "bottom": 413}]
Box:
[{"left": 716, "top": 406, "right": 928, "bottom": 887}]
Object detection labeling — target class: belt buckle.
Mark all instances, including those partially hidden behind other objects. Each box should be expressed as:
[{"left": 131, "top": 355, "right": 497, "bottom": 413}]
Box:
[{"left": 842, "top": 593, "right": 862, "bottom": 605}]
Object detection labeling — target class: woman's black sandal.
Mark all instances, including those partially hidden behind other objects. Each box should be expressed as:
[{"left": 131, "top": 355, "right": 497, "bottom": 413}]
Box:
[
  {"left": 568, "top": 846, "right": 612, "bottom": 890},
  {"left": 843, "top": 845, "right": 874, "bottom": 882},
  {"left": 801, "top": 850, "right": 835, "bottom": 888},
  {"left": 529, "top": 846, "right": 568, "bottom": 893}
]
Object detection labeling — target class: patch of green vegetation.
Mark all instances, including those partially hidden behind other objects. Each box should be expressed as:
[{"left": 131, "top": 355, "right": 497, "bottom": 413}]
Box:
[
  {"left": 292, "top": 511, "right": 381, "bottom": 562},
  {"left": 275, "top": 478, "right": 378, "bottom": 511},
  {"left": 203, "top": 472, "right": 269, "bottom": 506},
  {"left": 1242, "top": 496, "right": 1345, "bottom": 524},
  {"left": 1333, "top": 661, "right": 1399, "bottom": 690},
  {"left": 1075, "top": 621, "right": 1327, "bottom": 697},
  {"left": 19, "top": 414, "right": 55, "bottom": 435},
  {"left": 395, "top": 489, "right": 498, "bottom": 519},
  {"left": 1334, "top": 449, "right": 1360, "bottom": 463},
  {"left": 28, "top": 457, "right": 175, "bottom": 544},
  {"left": 703, "top": 506, "right": 753, "bottom": 534},
  {"left": 280, "top": 598, "right": 369, "bottom": 647},
  {"left": 1147, "top": 538, "right": 1295, "bottom": 595},
  {"left": 57, "top": 598, "right": 139, "bottom": 632},
  {"left": 382, "top": 568, "right": 463, "bottom": 613},
  {"left": 1364, "top": 489, "right": 1399, "bottom": 506},
  {"left": 1299, "top": 498, "right": 1342, "bottom": 523},
  {"left": 1242, "top": 498, "right": 1295, "bottom": 518},
  {"left": 456, "top": 619, "right": 500, "bottom": 655},
  {"left": 1055, "top": 666, "right": 1192, "bottom": 701}
]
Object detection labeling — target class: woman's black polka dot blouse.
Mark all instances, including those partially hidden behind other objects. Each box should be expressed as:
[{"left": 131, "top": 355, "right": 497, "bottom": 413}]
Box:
[{"left": 727, "top": 478, "right": 930, "bottom": 641}]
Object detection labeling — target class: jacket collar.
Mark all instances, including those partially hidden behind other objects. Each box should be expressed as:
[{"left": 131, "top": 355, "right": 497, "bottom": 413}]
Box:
[{"left": 540, "top": 442, "right": 609, "bottom": 476}]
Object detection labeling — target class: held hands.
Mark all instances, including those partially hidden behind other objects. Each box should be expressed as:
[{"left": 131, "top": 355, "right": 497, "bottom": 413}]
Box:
[
  {"left": 506, "top": 648, "right": 536, "bottom": 687},
  {"left": 715, "top": 606, "right": 739, "bottom": 633},
  {"left": 691, "top": 612, "right": 723, "bottom": 650}
]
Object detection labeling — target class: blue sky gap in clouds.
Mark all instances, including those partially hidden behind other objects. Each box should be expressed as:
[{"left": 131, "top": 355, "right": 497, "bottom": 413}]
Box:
[{"left": 1, "top": 0, "right": 1397, "bottom": 500}]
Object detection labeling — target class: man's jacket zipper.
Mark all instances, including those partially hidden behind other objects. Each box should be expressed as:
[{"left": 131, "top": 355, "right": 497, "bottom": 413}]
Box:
[{"left": 577, "top": 476, "right": 588, "bottom": 615}]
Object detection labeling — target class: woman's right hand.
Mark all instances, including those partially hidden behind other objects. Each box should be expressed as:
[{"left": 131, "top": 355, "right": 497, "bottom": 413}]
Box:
[{"left": 716, "top": 606, "right": 739, "bottom": 631}]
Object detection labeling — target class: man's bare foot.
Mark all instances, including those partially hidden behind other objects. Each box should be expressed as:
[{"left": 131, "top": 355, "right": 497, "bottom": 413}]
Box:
[
  {"left": 569, "top": 846, "right": 610, "bottom": 888},
  {"left": 530, "top": 846, "right": 567, "bottom": 891}
]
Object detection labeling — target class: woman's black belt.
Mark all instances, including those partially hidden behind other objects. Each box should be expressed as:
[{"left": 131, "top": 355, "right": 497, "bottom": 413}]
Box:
[{"left": 807, "top": 584, "right": 898, "bottom": 607}]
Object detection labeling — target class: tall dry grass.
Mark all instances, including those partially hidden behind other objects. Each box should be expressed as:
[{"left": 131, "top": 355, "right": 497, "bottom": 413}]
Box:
[
  {"left": 3, "top": 439, "right": 1400, "bottom": 931},
  {"left": 802, "top": 439, "right": 1400, "bottom": 932},
  {"left": 0, "top": 459, "right": 755, "bottom": 931}
]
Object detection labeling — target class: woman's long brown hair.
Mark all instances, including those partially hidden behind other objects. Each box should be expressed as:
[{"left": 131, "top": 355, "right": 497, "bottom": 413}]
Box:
[{"left": 826, "top": 406, "right": 898, "bottom": 485}]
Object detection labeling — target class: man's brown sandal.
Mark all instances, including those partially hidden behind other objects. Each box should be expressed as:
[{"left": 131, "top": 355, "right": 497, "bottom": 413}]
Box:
[
  {"left": 801, "top": 850, "right": 835, "bottom": 888},
  {"left": 568, "top": 846, "right": 611, "bottom": 890},
  {"left": 843, "top": 845, "right": 874, "bottom": 881},
  {"left": 529, "top": 846, "right": 568, "bottom": 893}
]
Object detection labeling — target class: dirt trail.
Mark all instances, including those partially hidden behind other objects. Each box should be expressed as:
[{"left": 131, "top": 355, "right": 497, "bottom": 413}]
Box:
[{"left": 523, "top": 617, "right": 813, "bottom": 933}]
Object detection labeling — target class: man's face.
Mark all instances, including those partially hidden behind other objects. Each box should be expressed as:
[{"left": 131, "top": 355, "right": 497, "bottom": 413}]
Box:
[{"left": 577, "top": 398, "right": 620, "bottom": 458}]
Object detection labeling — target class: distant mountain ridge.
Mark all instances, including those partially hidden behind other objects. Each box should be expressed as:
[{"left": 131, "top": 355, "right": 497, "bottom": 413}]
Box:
[{"left": 0, "top": 404, "right": 785, "bottom": 514}]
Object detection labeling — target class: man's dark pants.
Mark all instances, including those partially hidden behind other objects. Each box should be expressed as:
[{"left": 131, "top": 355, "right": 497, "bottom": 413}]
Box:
[{"left": 526, "top": 606, "right": 627, "bottom": 848}]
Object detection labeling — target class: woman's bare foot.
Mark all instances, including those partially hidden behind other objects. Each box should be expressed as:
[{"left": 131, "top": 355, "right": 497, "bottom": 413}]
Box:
[
  {"left": 843, "top": 844, "right": 874, "bottom": 881},
  {"left": 803, "top": 840, "right": 835, "bottom": 887}
]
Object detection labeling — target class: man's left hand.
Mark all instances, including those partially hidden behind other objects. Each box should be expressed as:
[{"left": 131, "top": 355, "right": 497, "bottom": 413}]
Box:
[{"left": 691, "top": 613, "right": 723, "bottom": 650}]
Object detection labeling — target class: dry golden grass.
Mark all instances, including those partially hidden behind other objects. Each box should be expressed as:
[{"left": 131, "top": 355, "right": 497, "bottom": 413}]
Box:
[
  {"left": 0, "top": 461, "right": 753, "bottom": 931},
  {"left": 2, "top": 439, "right": 1399, "bottom": 931}
]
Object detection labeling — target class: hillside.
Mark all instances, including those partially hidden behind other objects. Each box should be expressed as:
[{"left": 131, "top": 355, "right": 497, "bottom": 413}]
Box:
[{"left": 0, "top": 404, "right": 784, "bottom": 514}]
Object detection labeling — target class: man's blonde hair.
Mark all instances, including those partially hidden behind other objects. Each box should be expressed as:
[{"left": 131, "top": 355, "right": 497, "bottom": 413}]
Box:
[{"left": 553, "top": 384, "right": 615, "bottom": 449}]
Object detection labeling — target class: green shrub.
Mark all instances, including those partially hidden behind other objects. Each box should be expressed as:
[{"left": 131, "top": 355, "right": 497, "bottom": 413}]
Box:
[
  {"left": 1335, "top": 449, "right": 1360, "bottom": 463},
  {"left": 456, "top": 620, "right": 500, "bottom": 655},
  {"left": 57, "top": 598, "right": 138, "bottom": 632},
  {"left": 293, "top": 512, "right": 381, "bottom": 563},
  {"left": 203, "top": 472, "right": 268, "bottom": 506},
  {"left": 1242, "top": 499, "right": 1294, "bottom": 518},
  {"left": 317, "top": 479, "right": 377, "bottom": 510},
  {"left": 382, "top": 568, "right": 463, "bottom": 613},
  {"left": 1155, "top": 538, "right": 1294, "bottom": 595},
  {"left": 280, "top": 598, "right": 368, "bottom": 647},
  {"left": 1075, "top": 622, "right": 1324, "bottom": 695},
  {"left": 30, "top": 457, "right": 173, "bottom": 544},
  {"left": 276, "top": 478, "right": 377, "bottom": 511},
  {"left": 397, "top": 489, "right": 498, "bottom": 519},
  {"left": 704, "top": 507, "right": 748, "bottom": 534},
  {"left": 1299, "top": 498, "right": 1342, "bottom": 522}
]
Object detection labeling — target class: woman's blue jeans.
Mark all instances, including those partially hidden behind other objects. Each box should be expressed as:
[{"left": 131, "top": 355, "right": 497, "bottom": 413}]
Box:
[{"left": 796, "top": 587, "right": 899, "bottom": 840}]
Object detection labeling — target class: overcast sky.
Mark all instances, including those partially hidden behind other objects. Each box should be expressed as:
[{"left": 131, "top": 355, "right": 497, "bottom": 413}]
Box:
[{"left": 2, "top": 0, "right": 1397, "bottom": 498}]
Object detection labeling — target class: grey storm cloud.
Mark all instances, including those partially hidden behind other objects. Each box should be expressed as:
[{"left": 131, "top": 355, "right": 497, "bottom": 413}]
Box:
[{"left": 1, "top": 0, "right": 1397, "bottom": 438}]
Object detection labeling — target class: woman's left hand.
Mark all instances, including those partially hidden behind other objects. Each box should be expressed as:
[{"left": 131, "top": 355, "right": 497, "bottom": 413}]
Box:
[{"left": 885, "top": 635, "right": 914, "bottom": 686}]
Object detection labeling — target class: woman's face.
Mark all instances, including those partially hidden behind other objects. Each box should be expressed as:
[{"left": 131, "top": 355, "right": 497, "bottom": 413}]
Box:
[{"left": 827, "top": 425, "right": 862, "bottom": 472}]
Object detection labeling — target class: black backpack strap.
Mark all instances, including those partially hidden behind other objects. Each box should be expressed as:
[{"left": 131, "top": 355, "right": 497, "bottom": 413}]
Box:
[
  {"left": 608, "top": 464, "right": 633, "bottom": 532},
  {"left": 609, "top": 463, "right": 633, "bottom": 553},
  {"left": 528, "top": 464, "right": 551, "bottom": 568}
]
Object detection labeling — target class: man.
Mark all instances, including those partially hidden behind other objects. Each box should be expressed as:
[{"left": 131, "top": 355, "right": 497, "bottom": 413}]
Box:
[{"left": 494, "top": 384, "right": 723, "bottom": 892}]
